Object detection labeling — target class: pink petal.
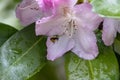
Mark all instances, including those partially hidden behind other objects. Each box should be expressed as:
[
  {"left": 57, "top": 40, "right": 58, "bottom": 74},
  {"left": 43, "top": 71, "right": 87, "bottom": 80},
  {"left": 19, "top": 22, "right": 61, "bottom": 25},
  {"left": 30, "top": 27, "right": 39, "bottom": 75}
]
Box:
[
  {"left": 36, "top": 0, "right": 54, "bottom": 16},
  {"left": 16, "top": 0, "right": 53, "bottom": 26},
  {"left": 46, "top": 35, "right": 74, "bottom": 61},
  {"left": 54, "top": 0, "right": 77, "bottom": 15},
  {"left": 72, "top": 27, "right": 98, "bottom": 60},
  {"left": 102, "top": 18, "right": 117, "bottom": 46},
  {"left": 74, "top": 3, "right": 103, "bottom": 31},
  {"left": 16, "top": 0, "right": 43, "bottom": 26},
  {"left": 55, "top": 0, "right": 77, "bottom": 7},
  {"left": 35, "top": 15, "right": 65, "bottom": 36}
]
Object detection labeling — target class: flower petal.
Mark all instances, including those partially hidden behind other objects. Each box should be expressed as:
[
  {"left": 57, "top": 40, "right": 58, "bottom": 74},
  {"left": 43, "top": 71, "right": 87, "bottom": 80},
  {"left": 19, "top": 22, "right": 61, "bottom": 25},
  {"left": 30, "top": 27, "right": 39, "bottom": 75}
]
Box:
[
  {"left": 55, "top": 0, "right": 77, "bottom": 7},
  {"left": 35, "top": 15, "right": 65, "bottom": 36},
  {"left": 46, "top": 35, "right": 74, "bottom": 61},
  {"left": 102, "top": 18, "right": 118, "bottom": 46},
  {"left": 16, "top": 0, "right": 43, "bottom": 26},
  {"left": 16, "top": 0, "right": 53, "bottom": 26},
  {"left": 36, "top": 0, "right": 54, "bottom": 16},
  {"left": 72, "top": 27, "right": 98, "bottom": 60},
  {"left": 54, "top": 0, "right": 77, "bottom": 15},
  {"left": 74, "top": 3, "right": 103, "bottom": 31}
]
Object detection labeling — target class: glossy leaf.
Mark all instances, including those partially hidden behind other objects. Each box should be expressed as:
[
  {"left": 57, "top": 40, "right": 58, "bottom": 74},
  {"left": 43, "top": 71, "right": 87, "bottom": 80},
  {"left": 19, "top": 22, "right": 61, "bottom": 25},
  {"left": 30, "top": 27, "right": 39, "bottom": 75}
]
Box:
[
  {"left": 0, "top": 24, "right": 47, "bottom": 80},
  {"left": 0, "top": 0, "right": 22, "bottom": 29},
  {"left": 0, "top": 23, "right": 17, "bottom": 46},
  {"left": 114, "top": 39, "right": 120, "bottom": 55},
  {"left": 28, "top": 58, "right": 66, "bottom": 80},
  {"left": 113, "top": 33, "right": 120, "bottom": 55},
  {"left": 77, "top": 0, "right": 91, "bottom": 3},
  {"left": 91, "top": 0, "right": 120, "bottom": 18},
  {"left": 65, "top": 43, "right": 119, "bottom": 80}
]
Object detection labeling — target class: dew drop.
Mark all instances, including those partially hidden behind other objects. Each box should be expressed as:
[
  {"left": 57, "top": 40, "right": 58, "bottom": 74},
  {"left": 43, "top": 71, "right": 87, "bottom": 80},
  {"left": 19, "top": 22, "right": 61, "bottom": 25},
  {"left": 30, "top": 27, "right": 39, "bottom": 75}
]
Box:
[
  {"left": 11, "top": 48, "right": 22, "bottom": 54},
  {"left": 12, "top": 56, "right": 16, "bottom": 59},
  {"left": 72, "top": 57, "right": 79, "bottom": 63}
]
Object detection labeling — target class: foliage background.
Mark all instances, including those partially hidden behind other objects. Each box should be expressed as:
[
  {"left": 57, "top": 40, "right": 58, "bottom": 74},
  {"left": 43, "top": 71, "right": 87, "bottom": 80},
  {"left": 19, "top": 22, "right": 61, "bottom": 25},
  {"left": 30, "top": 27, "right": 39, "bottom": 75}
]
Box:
[
  {"left": 0, "top": 0, "right": 120, "bottom": 80},
  {"left": 0, "top": 0, "right": 22, "bottom": 30}
]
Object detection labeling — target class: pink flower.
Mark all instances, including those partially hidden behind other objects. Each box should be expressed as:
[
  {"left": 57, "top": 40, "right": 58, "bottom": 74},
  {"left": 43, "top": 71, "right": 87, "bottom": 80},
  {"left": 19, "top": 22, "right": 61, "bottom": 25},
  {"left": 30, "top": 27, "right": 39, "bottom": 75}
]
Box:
[
  {"left": 102, "top": 18, "right": 120, "bottom": 46},
  {"left": 16, "top": 0, "right": 54, "bottom": 26},
  {"left": 36, "top": 0, "right": 102, "bottom": 61}
]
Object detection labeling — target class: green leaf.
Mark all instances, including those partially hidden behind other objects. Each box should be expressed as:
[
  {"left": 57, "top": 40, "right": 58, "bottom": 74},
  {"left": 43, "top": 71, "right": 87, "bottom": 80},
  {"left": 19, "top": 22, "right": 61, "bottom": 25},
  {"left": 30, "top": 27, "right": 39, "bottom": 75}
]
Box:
[
  {"left": 114, "top": 39, "right": 120, "bottom": 55},
  {"left": 77, "top": 0, "right": 91, "bottom": 3},
  {"left": 91, "top": 0, "right": 120, "bottom": 18},
  {"left": 0, "top": 23, "right": 17, "bottom": 46},
  {"left": 0, "top": 0, "right": 23, "bottom": 29},
  {"left": 65, "top": 44, "right": 119, "bottom": 80},
  {"left": 77, "top": 0, "right": 83, "bottom": 3},
  {"left": 28, "top": 59, "right": 65, "bottom": 80},
  {"left": 113, "top": 33, "right": 120, "bottom": 55},
  {"left": 0, "top": 24, "right": 47, "bottom": 80}
]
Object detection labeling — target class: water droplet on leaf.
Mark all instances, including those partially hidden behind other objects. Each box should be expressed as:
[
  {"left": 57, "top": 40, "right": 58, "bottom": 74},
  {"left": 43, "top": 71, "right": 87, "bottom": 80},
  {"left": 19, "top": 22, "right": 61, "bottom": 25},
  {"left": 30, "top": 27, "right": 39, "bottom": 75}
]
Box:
[{"left": 11, "top": 48, "right": 22, "bottom": 54}]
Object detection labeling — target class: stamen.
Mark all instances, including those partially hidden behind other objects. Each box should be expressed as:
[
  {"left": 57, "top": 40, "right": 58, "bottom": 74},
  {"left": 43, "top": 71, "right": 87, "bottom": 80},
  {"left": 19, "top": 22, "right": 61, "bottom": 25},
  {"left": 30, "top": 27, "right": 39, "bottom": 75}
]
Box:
[
  {"left": 63, "top": 19, "right": 78, "bottom": 37},
  {"left": 63, "top": 7, "right": 70, "bottom": 16}
]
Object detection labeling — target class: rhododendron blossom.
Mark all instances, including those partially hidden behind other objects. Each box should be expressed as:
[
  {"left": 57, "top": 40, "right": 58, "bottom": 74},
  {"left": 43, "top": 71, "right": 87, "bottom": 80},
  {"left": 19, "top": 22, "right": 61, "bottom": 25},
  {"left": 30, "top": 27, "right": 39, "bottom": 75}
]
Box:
[
  {"left": 36, "top": 0, "right": 102, "bottom": 61},
  {"left": 102, "top": 18, "right": 120, "bottom": 46},
  {"left": 16, "top": 0, "right": 54, "bottom": 26}
]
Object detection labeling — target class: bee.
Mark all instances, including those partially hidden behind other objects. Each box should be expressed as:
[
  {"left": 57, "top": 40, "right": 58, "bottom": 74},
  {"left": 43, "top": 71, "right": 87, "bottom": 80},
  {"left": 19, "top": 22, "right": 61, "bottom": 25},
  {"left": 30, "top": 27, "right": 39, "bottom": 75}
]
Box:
[{"left": 50, "top": 35, "right": 59, "bottom": 43}]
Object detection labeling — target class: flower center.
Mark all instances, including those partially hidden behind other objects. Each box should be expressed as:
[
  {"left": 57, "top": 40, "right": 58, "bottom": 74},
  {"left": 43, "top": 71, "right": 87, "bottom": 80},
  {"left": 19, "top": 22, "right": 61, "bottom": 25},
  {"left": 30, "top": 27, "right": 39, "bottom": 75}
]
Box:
[
  {"left": 62, "top": 7, "right": 78, "bottom": 37},
  {"left": 63, "top": 19, "right": 78, "bottom": 37}
]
